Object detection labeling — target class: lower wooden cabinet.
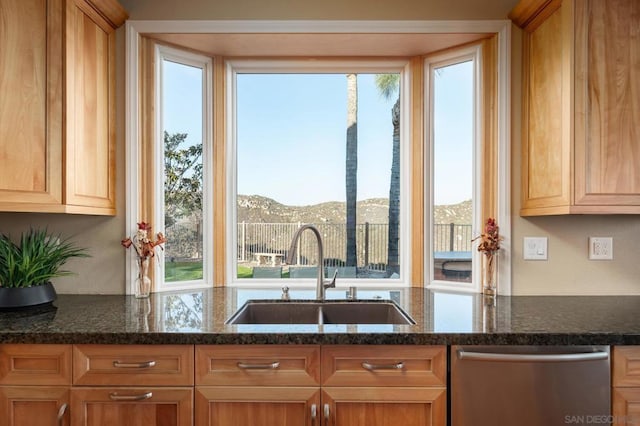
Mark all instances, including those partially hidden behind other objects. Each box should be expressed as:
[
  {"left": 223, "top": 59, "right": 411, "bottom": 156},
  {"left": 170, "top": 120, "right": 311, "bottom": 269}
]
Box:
[
  {"left": 194, "top": 386, "right": 446, "bottom": 426},
  {"left": 322, "top": 387, "right": 446, "bottom": 426},
  {"left": 612, "top": 388, "right": 640, "bottom": 425},
  {"left": 0, "top": 344, "right": 72, "bottom": 425},
  {"left": 194, "top": 345, "right": 447, "bottom": 426},
  {"left": 70, "top": 387, "right": 193, "bottom": 426},
  {"left": 195, "top": 387, "right": 320, "bottom": 426},
  {"left": 0, "top": 344, "right": 448, "bottom": 426},
  {"left": 0, "top": 386, "right": 69, "bottom": 426},
  {"left": 613, "top": 346, "right": 640, "bottom": 425}
]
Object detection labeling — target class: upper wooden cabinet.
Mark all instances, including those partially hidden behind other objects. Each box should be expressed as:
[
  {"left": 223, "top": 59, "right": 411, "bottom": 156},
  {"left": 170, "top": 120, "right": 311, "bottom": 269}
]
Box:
[
  {"left": 0, "top": 0, "right": 127, "bottom": 215},
  {"left": 511, "top": 0, "right": 640, "bottom": 215}
]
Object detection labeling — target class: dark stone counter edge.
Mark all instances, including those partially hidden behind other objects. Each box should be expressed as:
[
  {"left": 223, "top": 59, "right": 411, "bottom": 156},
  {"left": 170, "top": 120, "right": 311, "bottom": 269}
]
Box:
[{"left": 2, "top": 332, "right": 640, "bottom": 346}]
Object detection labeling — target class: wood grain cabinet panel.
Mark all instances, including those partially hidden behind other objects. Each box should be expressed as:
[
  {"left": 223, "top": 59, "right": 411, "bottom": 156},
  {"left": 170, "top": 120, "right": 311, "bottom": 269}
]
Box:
[
  {"left": 612, "top": 347, "right": 640, "bottom": 424},
  {"left": 322, "top": 387, "right": 446, "bottom": 426},
  {"left": 70, "top": 387, "right": 193, "bottom": 426},
  {"left": 0, "top": 345, "right": 71, "bottom": 426},
  {"left": 0, "top": 0, "right": 63, "bottom": 207},
  {"left": 512, "top": 0, "right": 640, "bottom": 215},
  {"left": 196, "top": 345, "right": 320, "bottom": 387},
  {"left": 0, "top": 386, "right": 70, "bottom": 426},
  {"left": 321, "top": 345, "right": 446, "bottom": 387},
  {"left": 0, "top": 344, "right": 71, "bottom": 386},
  {"left": 0, "top": 0, "right": 125, "bottom": 215},
  {"left": 195, "top": 387, "right": 320, "bottom": 426},
  {"left": 73, "top": 345, "right": 194, "bottom": 386}
]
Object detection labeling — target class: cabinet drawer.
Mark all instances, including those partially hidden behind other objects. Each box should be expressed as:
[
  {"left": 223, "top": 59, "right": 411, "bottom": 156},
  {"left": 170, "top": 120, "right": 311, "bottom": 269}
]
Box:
[
  {"left": 70, "top": 387, "right": 193, "bottom": 426},
  {"left": 0, "top": 344, "right": 71, "bottom": 385},
  {"left": 321, "top": 345, "right": 446, "bottom": 387},
  {"left": 73, "top": 345, "right": 194, "bottom": 386},
  {"left": 613, "top": 346, "right": 640, "bottom": 387},
  {"left": 196, "top": 345, "right": 320, "bottom": 386}
]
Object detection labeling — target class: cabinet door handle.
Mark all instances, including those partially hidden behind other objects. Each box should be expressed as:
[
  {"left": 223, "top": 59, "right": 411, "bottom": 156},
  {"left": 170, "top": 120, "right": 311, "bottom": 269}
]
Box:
[
  {"left": 109, "top": 392, "right": 153, "bottom": 401},
  {"left": 311, "top": 403, "right": 317, "bottom": 426},
  {"left": 237, "top": 361, "right": 280, "bottom": 370},
  {"left": 361, "top": 361, "right": 404, "bottom": 370},
  {"left": 112, "top": 360, "right": 156, "bottom": 369},
  {"left": 57, "top": 403, "right": 67, "bottom": 426},
  {"left": 323, "top": 404, "right": 330, "bottom": 426}
]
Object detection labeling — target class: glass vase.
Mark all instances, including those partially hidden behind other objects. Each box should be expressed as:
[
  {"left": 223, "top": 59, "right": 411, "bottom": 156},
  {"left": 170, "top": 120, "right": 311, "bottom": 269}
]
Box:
[
  {"left": 135, "top": 256, "right": 152, "bottom": 298},
  {"left": 482, "top": 251, "right": 498, "bottom": 297}
]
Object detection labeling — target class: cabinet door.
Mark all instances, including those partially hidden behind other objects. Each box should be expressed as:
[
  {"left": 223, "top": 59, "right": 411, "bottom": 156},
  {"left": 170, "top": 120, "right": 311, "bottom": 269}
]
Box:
[
  {"left": 613, "top": 388, "right": 640, "bottom": 425},
  {"left": 574, "top": 0, "right": 640, "bottom": 209},
  {"left": 195, "top": 387, "right": 320, "bottom": 426},
  {"left": 520, "top": 2, "right": 570, "bottom": 215},
  {"left": 0, "top": 386, "right": 69, "bottom": 426},
  {"left": 322, "top": 387, "right": 446, "bottom": 426},
  {"left": 70, "top": 387, "right": 192, "bottom": 426},
  {"left": 64, "top": 0, "right": 116, "bottom": 214},
  {"left": 0, "top": 0, "right": 63, "bottom": 209}
]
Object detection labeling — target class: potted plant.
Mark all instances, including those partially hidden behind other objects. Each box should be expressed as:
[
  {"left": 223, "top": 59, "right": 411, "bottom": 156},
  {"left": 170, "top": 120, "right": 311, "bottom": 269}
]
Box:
[{"left": 0, "top": 229, "right": 89, "bottom": 309}]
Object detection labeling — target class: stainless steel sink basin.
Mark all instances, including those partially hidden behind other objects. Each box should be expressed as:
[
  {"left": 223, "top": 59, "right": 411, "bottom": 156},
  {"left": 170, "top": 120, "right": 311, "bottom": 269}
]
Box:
[{"left": 225, "top": 300, "right": 415, "bottom": 325}]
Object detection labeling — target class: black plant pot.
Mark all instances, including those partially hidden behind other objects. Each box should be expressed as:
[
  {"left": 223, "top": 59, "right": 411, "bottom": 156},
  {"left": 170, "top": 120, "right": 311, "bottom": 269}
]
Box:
[{"left": 0, "top": 282, "right": 57, "bottom": 310}]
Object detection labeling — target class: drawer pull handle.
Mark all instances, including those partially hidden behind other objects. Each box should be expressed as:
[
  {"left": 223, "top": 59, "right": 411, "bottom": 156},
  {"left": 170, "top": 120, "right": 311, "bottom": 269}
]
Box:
[
  {"left": 361, "top": 361, "right": 404, "bottom": 371},
  {"left": 311, "top": 404, "right": 317, "bottom": 425},
  {"left": 237, "top": 361, "right": 280, "bottom": 370},
  {"left": 323, "top": 403, "right": 330, "bottom": 426},
  {"left": 109, "top": 392, "right": 153, "bottom": 401},
  {"left": 57, "top": 403, "right": 67, "bottom": 426},
  {"left": 112, "top": 360, "right": 156, "bottom": 369}
]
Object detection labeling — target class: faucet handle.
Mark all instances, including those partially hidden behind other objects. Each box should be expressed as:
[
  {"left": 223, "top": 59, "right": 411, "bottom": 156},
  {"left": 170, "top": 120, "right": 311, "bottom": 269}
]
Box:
[{"left": 325, "top": 269, "right": 338, "bottom": 289}]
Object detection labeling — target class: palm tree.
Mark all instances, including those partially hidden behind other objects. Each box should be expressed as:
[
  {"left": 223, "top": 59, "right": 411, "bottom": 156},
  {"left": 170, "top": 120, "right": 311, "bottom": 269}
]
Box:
[
  {"left": 345, "top": 74, "right": 358, "bottom": 268},
  {"left": 375, "top": 74, "right": 400, "bottom": 277}
]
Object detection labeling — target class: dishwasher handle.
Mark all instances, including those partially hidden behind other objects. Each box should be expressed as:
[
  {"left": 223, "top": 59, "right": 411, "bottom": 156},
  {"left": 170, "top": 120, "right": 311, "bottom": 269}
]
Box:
[{"left": 457, "top": 349, "right": 609, "bottom": 363}]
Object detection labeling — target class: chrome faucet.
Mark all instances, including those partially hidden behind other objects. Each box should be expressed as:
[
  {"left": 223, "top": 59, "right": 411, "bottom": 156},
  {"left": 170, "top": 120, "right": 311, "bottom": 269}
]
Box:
[{"left": 285, "top": 224, "right": 336, "bottom": 300}]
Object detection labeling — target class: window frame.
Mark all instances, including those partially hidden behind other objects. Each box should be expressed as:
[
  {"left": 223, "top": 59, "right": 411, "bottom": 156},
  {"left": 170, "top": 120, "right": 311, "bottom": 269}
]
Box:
[
  {"left": 125, "top": 20, "right": 511, "bottom": 295},
  {"left": 153, "top": 44, "right": 214, "bottom": 292},
  {"left": 424, "top": 44, "right": 483, "bottom": 293},
  {"left": 225, "top": 59, "right": 412, "bottom": 287}
]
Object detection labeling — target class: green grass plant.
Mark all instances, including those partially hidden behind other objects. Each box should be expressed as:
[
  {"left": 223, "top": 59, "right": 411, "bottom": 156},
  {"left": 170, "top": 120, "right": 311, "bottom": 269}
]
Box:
[
  {"left": 165, "top": 261, "right": 204, "bottom": 282},
  {"left": 0, "top": 229, "right": 89, "bottom": 288}
]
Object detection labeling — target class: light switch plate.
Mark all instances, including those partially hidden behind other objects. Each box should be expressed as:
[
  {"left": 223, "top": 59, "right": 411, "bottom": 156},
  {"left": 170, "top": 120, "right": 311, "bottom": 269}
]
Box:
[{"left": 523, "top": 237, "right": 548, "bottom": 260}]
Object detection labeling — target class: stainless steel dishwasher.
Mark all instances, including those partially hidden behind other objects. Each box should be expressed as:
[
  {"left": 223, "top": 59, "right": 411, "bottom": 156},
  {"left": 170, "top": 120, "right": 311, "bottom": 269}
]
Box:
[{"left": 451, "top": 345, "right": 610, "bottom": 426}]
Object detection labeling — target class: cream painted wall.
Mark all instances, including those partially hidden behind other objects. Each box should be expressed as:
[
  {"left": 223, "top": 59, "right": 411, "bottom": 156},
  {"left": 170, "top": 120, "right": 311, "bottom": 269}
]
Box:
[{"left": 2, "top": 0, "right": 639, "bottom": 295}]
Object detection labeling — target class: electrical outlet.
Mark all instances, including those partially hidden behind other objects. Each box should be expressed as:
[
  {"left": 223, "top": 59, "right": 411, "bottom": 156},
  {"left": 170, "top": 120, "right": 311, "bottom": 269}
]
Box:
[
  {"left": 589, "top": 237, "right": 613, "bottom": 260},
  {"left": 523, "top": 237, "right": 548, "bottom": 260}
]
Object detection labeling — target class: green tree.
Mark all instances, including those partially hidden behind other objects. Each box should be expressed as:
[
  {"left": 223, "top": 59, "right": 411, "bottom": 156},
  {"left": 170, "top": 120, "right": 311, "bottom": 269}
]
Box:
[
  {"left": 375, "top": 74, "right": 400, "bottom": 277},
  {"left": 164, "top": 131, "right": 203, "bottom": 227},
  {"left": 345, "top": 74, "right": 358, "bottom": 267}
]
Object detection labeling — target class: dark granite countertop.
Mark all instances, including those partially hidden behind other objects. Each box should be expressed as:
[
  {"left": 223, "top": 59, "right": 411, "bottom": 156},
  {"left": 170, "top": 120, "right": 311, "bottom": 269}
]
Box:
[{"left": 1, "top": 287, "right": 640, "bottom": 345}]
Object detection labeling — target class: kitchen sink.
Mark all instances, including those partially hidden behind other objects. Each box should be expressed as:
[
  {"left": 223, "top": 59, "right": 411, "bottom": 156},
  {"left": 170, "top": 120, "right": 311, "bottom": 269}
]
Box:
[{"left": 225, "top": 300, "right": 415, "bottom": 325}]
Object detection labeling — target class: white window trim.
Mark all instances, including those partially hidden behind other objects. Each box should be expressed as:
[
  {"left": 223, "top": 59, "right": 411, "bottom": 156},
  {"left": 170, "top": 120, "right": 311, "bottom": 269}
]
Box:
[
  {"left": 158, "top": 45, "right": 213, "bottom": 292},
  {"left": 225, "top": 58, "right": 412, "bottom": 288},
  {"left": 424, "top": 40, "right": 511, "bottom": 295},
  {"left": 141, "top": 44, "right": 214, "bottom": 293},
  {"left": 125, "top": 20, "right": 510, "bottom": 294},
  {"left": 424, "top": 45, "right": 482, "bottom": 294}
]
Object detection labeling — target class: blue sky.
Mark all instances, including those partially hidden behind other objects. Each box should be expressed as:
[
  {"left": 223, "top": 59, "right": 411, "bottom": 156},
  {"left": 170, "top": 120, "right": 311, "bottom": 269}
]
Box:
[
  {"left": 162, "top": 61, "right": 473, "bottom": 207},
  {"left": 237, "top": 73, "right": 396, "bottom": 206}
]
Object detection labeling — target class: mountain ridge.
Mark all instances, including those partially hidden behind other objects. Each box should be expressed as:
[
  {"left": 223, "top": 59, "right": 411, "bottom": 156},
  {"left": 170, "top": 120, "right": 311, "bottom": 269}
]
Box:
[{"left": 237, "top": 194, "right": 471, "bottom": 224}]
